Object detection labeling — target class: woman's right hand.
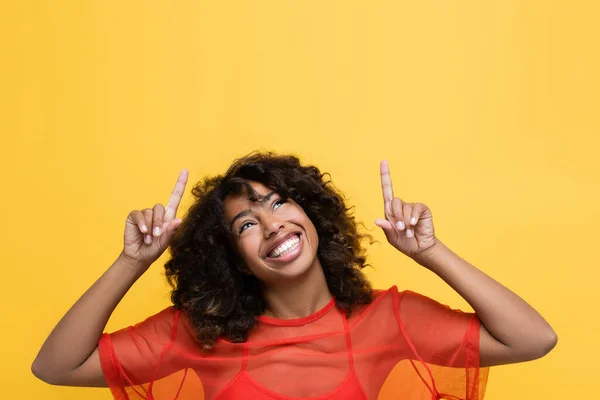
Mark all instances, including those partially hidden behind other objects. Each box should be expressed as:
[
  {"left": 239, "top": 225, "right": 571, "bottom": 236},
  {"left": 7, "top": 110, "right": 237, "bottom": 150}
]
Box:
[{"left": 121, "top": 169, "right": 189, "bottom": 269}]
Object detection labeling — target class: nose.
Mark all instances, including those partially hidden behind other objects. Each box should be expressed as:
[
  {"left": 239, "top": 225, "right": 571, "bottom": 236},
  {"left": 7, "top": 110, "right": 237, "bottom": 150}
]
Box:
[{"left": 263, "top": 214, "right": 284, "bottom": 238}]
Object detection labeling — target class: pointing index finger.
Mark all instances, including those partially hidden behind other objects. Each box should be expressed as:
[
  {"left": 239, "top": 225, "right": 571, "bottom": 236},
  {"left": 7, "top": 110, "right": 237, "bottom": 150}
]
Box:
[
  {"left": 165, "top": 168, "right": 189, "bottom": 221},
  {"left": 380, "top": 160, "right": 395, "bottom": 218},
  {"left": 380, "top": 160, "right": 394, "bottom": 204}
]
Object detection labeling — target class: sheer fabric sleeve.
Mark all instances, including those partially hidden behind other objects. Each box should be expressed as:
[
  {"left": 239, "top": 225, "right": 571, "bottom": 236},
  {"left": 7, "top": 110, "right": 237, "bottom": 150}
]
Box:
[
  {"left": 97, "top": 307, "right": 186, "bottom": 399},
  {"left": 98, "top": 307, "right": 248, "bottom": 400},
  {"left": 394, "top": 289, "right": 488, "bottom": 400}
]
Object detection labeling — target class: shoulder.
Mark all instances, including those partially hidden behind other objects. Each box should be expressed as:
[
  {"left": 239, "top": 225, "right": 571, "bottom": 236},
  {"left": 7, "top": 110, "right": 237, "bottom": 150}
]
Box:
[
  {"left": 370, "top": 285, "right": 424, "bottom": 305},
  {"left": 131, "top": 306, "right": 208, "bottom": 352},
  {"left": 125, "top": 306, "right": 179, "bottom": 341},
  {"left": 100, "top": 306, "right": 181, "bottom": 355},
  {"left": 369, "top": 286, "right": 435, "bottom": 311},
  {"left": 138, "top": 306, "right": 179, "bottom": 329},
  {"left": 349, "top": 287, "right": 455, "bottom": 320},
  {"left": 347, "top": 286, "right": 400, "bottom": 324},
  {"left": 107, "top": 306, "right": 178, "bottom": 334}
]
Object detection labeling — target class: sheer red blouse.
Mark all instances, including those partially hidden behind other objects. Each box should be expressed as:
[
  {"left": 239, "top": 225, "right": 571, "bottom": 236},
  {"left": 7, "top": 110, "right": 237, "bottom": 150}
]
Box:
[{"left": 98, "top": 286, "right": 488, "bottom": 399}]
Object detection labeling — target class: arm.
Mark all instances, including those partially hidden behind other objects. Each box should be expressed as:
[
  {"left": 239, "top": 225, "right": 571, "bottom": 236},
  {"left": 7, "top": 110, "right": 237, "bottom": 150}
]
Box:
[
  {"left": 31, "top": 254, "right": 148, "bottom": 387},
  {"left": 412, "top": 240, "right": 557, "bottom": 366},
  {"left": 32, "top": 169, "right": 188, "bottom": 386},
  {"left": 375, "top": 160, "right": 557, "bottom": 367}
]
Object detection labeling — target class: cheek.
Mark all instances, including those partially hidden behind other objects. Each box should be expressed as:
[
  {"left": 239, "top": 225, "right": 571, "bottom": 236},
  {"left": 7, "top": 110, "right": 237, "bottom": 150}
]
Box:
[
  {"left": 236, "top": 237, "right": 268, "bottom": 277},
  {"left": 236, "top": 236, "right": 261, "bottom": 263},
  {"left": 308, "top": 224, "right": 319, "bottom": 249},
  {"left": 297, "top": 211, "right": 319, "bottom": 247}
]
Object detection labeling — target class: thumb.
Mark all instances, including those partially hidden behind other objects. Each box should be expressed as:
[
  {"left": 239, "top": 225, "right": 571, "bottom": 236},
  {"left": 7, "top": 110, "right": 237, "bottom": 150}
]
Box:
[
  {"left": 375, "top": 218, "right": 396, "bottom": 242},
  {"left": 375, "top": 218, "right": 393, "bottom": 232}
]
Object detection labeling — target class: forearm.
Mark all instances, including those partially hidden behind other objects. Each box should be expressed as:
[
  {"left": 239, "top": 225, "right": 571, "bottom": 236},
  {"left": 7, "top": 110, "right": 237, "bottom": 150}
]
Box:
[
  {"left": 32, "top": 253, "right": 148, "bottom": 381},
  {"left": 412, "top": 240, "right": 557, "bottom": 358}
]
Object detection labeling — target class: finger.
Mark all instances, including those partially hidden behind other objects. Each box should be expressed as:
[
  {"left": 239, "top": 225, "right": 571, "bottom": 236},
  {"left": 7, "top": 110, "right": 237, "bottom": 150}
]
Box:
[
  {"left": 409, "top": 203, "right": 422, "bottom": 227},
  {"left": 165, "top": 169, "right": 189, "bottom": 221},
  {"left": 391, "top": 197, "right": 405, "bottom": 230},
  {"left": 403, "top": 203, "right": 414, "bottom": 238},
  {"left": 374, "top": 218, "right": 394, "bottom": 231},
  {"left": 380, "top": 160, "right": 394, "bottom": 216},
  {"left": 159, "top": 218, "right": 183, "bottom": 246},
  {"left": 375, "top": 218, "right": 399, "bottom": 247},
  {"left": 129, "top": 210, "right": 148, "bottom": 234},
  {"left": 143, "top": 209, "right": 154, "bottom": 245},
  {"left": 152, "top": 204, "right": 165, "bottom": 236}
]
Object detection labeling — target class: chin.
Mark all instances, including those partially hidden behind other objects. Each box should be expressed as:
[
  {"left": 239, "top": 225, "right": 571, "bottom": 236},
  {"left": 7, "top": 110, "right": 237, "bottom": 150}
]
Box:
[{"left": 261, "top": 254, "right": 320, "bottom": 283}]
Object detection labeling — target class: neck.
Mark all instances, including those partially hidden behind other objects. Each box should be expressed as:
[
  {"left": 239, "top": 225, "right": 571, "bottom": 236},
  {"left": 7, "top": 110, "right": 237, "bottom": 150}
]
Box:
[{"left": 261, "top": 259, "right": 332, "bottom": 319}]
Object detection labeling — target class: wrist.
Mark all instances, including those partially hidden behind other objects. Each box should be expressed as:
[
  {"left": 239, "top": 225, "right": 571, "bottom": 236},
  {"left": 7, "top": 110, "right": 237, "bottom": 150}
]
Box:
[
  {"left": 117, "top": 251, "right": 151, "bottom": 275},
  {"left": 411, "top": 238, "right": 447, "bottom": 269}
]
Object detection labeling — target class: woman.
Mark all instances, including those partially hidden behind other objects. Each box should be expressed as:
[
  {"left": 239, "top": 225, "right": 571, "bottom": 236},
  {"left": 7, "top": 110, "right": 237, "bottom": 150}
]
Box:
[{"left": 32, "top": 152, "right": 557, "bottom": 399}]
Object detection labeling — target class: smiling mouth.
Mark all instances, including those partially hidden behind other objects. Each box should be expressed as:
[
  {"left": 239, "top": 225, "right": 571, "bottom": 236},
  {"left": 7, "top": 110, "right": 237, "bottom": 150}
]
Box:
[{"left": 266, "top": 233, "right": 302, "bottom": 259}]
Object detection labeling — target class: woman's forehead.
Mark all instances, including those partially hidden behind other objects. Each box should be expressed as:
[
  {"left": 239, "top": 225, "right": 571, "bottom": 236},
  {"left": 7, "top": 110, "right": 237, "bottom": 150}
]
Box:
[
  {"left": 223, "top": 181, "right": 277, "bottom": 218},
  {"left": 244, "top": 181, "right": 272, "bottom": 196},
  {"left": 229, "top": 180, "right": 274, "bottom": 200}
]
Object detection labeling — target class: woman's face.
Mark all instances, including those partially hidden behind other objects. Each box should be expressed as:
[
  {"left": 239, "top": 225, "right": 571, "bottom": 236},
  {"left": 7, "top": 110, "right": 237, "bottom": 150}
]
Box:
[{"left": 224, "top": 180, "right": 320, "bottom": 283}]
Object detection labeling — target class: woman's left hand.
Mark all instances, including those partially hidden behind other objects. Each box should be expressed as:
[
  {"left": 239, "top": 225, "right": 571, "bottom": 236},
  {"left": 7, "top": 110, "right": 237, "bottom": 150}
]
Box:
[{"left": 374, "top": 160, "right": 439, "bottom": 258}]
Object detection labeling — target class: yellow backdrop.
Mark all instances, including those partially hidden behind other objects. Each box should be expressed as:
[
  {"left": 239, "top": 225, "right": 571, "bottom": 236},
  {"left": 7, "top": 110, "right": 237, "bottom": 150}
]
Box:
[{"left": 2, "top": 1, "right": 598, "bottom": 399}]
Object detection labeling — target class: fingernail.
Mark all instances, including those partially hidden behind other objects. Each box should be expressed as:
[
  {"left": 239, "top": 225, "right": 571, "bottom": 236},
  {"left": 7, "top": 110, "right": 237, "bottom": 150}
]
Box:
[
  {"left": 145, "top": 235, "right": 152, "bottom": 244},
  {"left": 406, "top": 229, "right": 413, "bottom": 238},
  {"left": 396, "top": 221, "right": 405, "bottom": 230},
  {"left": 410, "top": 217, "right": 417, "bottom": 225},
  {"left": 141, "top": 225, "right": 148, "bottom": 233},
  {"left": 153, "top": 227, "right": 160, "bottom": 236}
]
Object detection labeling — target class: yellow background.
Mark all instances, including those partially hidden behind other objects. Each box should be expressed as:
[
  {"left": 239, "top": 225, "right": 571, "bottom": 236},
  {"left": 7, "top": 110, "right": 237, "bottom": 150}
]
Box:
[{"left": 2, "top": 1, "right": 598, "bottom": 399}]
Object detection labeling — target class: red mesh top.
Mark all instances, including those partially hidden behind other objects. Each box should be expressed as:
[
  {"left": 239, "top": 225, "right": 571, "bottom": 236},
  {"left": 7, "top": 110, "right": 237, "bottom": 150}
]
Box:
[{"left": 98, "top": 286, "right": 488, "bottom": 400}]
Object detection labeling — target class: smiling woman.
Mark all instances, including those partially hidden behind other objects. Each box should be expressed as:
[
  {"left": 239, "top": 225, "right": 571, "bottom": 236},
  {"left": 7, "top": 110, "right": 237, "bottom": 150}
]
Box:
[
  {"left": 31, "top": 151, "right": 556, "bottom": 400},
  {"left": 166, "top": 153, "right": 373, "bottom": 349},
  {"left": 224, "top": 184, "right": 321, "bottom": 282}
]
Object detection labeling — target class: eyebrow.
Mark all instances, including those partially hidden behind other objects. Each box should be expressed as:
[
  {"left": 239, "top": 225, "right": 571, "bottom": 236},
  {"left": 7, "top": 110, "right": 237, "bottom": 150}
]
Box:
[{"left": 229, "top": 191, "right": 277, "bottom": 230}]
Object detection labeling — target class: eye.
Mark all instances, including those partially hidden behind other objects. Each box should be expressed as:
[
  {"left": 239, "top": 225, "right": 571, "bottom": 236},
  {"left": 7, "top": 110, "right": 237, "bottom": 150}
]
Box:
[
  {"left": 273, "top": 198, "right": 287, "bottom": 209},
  {"left": 239, "top": 221, "right": 255, "bottom": 233}
]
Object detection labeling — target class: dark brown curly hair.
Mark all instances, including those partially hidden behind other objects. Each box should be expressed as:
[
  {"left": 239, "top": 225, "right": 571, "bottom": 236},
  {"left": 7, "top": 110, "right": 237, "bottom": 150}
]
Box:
[{"left": 164, "top": 151, "right": 373, "bottom": 350}]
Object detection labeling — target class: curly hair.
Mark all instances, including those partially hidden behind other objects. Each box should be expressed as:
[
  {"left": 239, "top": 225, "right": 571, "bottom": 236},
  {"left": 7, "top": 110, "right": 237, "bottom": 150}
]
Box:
[{"left": 164, "top": 151, "right": 373, "bottom": 350}]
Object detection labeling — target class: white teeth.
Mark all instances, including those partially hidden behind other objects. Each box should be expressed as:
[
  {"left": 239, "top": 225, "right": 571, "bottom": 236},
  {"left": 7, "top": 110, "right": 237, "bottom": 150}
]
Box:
[{"left": 268, "top": 235, "right": 300, "bottom": 258}]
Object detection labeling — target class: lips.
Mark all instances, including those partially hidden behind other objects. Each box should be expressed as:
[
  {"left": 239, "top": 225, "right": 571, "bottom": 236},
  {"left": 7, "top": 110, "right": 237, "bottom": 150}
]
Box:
[{"left": 264, "top": 232, "right": 301, "bottom": 259}]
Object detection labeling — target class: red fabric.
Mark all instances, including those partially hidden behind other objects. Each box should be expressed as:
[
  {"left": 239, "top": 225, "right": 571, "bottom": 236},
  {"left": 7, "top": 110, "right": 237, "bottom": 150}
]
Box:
[{"left": 98, "top": 286, "right": 488, "bottom": 399}]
